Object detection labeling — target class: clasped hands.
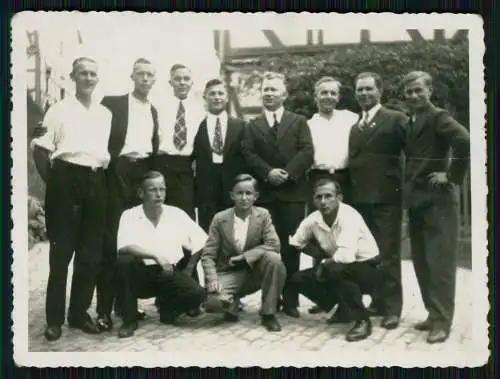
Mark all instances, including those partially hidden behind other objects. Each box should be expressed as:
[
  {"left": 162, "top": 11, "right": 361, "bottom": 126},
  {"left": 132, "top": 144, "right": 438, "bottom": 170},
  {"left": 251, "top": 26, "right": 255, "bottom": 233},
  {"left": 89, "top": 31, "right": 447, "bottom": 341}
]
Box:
[{"left": 267, "top": 168, "right": 289, "bottom": 186}]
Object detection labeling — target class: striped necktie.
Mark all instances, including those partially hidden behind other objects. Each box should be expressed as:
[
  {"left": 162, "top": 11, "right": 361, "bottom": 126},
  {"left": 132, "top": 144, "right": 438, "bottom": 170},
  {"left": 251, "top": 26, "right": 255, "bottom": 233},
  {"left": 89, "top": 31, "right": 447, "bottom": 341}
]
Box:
[
  {"left": 173, "top": 101, "right": 187, "bottom": 150},
  {"left": 212, "top": 116, "right": 223, "bottom": 155}
]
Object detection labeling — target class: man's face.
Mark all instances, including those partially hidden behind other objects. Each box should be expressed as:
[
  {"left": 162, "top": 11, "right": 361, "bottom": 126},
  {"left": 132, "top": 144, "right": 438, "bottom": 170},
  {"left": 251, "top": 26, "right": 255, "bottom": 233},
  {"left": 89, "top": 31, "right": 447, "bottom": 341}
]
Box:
[
  {"left": 230, "top": 180, "right": 258, "bottom": 211},
  {"left": 313, "top": 183, "right": 340, "bottom": 216},
  {"left": 71, "top": 60, "right": 99, "bottom": 96},
  {"left": 403, "top": 77, "right": 433, "bottom": 112},
  {"left": 139, "top": 176, "right": 166, "bottom": 206},
  {"left": 261, "top": 78, "right": 287, "bottom": 111},
  {"left": 131, "top": 62, "right": 156, "bottom": 96},
  {"left": 169, "top": 67, "right": 193, "bottom": 99},
  {"left": 315, "top": 81, "right": 340, "bottom": 114},
  {"left": 355, "top": 76, "right": 381, "bottom": 111},
  {"left": 204, "top": 83, "right": 228, "bottom": 114}
]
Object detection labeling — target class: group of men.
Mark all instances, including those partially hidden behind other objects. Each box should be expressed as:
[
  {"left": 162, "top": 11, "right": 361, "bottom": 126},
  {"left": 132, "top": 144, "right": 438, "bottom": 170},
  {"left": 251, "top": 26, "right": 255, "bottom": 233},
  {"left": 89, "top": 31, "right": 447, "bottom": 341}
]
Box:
[{"left": 32, "top": 55, "right": 470, "bottom": 345}]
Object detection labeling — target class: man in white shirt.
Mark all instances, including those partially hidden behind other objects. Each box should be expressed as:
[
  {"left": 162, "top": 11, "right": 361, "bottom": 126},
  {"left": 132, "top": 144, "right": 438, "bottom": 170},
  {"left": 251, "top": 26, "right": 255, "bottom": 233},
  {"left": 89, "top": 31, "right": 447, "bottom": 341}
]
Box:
[
  {"left": 115, "top": 171, "right": 207, "bottom": 338},
  {"left": 288, "top": 178, "right": 380, "bottom": 342},
  {"left": 32, "top": 57, "right": 112, "bottom": 341},
  {"left": 154, "top": 64, "right": 206, "bottom": 220},
  {"left": 201, "top": 174, "right": 285, "bottom": 332}
]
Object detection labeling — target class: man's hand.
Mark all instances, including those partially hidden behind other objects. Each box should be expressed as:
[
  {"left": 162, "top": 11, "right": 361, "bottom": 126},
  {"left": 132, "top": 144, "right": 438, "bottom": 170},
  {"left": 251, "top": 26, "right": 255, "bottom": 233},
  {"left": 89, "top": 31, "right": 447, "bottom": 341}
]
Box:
[
  {"left": 32, "top": 122, "right": 47, "bottom": 139},
  {"left": 229, "top": 254, "right": 246, "bottom": 267},
  {"left": 267, "top": 168, "right": 289, "bottom": 186},
  {"left": 428, "top": 172, "right": 449, "bottom": 187},
  {"left": 206, "top": 280, "right": 220, "bottom": 294},
  {"left": 156, "top": 256, "right": 173, "bottom": 275}
]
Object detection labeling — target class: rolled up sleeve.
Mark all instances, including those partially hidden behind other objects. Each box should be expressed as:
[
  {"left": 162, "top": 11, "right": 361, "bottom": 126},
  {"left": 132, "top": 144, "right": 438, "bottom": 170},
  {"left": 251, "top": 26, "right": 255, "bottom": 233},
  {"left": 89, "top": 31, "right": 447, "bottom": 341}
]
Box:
[
  {"left": 116, "top": 211, "right": 135, "bottom": 251},
  {"left": 289, "top": 218, "right": 313, "bottom": 250}
]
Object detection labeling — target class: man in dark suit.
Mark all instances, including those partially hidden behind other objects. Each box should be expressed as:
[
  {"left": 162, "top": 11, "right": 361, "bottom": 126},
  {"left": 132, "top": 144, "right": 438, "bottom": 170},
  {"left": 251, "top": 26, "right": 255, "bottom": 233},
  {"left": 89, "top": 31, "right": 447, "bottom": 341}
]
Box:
[
  {"left": 95, "top": 58, "right": 159, "bottom": 331},
  {"left": 348, "top": 72, "right": 407, "bottom": 329},
  {"left": 242, "top": 71, "right": 314, "bottom": 318},
  {"left": 402, "top": 71, "right": 470, "bottom": 344},
  {"left": 193, "top": 78, "right": 247, "bottom": 232}
]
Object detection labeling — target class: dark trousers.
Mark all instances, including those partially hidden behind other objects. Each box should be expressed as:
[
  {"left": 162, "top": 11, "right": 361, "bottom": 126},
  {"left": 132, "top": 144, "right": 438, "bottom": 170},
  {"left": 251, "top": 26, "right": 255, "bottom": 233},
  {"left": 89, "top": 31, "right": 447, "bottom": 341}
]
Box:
[
  {"left": 409, "top": 195, "right": 458, "bottom": 327},
  {"left": 197, "top": 164, "right": 228, "bottom": 232},
  {"left": 261, "top": 201, "right": 305, "bottom": 308},
  {"left": 44, "top": 159, "right": 107, "bottom": 326},
  {"left": 289, "top": 258, "right": 379, "bottom": 321},
  {"left": 154, "top": 154, "right": 195, "bottom": 220},
  {"left": 116, "top": 254, "right": 205, "bottom": 324},
  {"left": 353, "top": 202, "right": 402, "bottom": 316},
  {"left": 96, "top": 157, "right": 151, "bottom": 317}
]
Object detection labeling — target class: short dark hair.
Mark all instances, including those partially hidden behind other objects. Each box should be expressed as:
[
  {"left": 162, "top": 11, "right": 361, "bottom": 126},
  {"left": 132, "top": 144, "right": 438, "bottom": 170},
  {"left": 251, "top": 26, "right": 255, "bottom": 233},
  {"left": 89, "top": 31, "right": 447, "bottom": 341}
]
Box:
[
  {"left": 313, "top": 178, "right": 342, "bottom": 196},
  {"left": 204, "top": 78, "right": 225, "bottom": 93},
  {"left": 71, "top": 57, "right": 97, "bottom": 73},
  {"left": 170, "top": 64, "right": 189, "bottom": 75},
  {"left": 140, "top": 170, "right": 165, "bottom": 186},
  {"left": 356, "top": 72, "right": 383, "bottom": 92},
  {"left": 231, "top": 173, "right": 259, "bottom": 192}
]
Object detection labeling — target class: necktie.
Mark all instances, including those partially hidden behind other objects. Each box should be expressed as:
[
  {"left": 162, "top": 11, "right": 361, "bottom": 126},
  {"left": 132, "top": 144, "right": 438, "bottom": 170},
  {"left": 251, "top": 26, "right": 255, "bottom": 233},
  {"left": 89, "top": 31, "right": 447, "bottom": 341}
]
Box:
[
  {"left": 272, "top": 113, "right": 279, "bottom": 134},
  {"left": 173, "top": 101, "right": 187, "bottom": 150},
  {"left": 212, "top": 116, "right": 223, "bottom": 155},
  {"left": 359, "top": 111, "right": 369, "bottom": 130}
]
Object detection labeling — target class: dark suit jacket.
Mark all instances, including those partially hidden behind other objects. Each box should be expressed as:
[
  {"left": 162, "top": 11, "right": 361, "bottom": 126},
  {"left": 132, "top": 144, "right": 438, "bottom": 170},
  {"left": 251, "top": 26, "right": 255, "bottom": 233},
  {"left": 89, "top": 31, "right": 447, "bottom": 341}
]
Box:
[
  {"left": 201, "top": 206, "right": 280, "bottom": 284},
  {"left": 241, "top": 110, "right": 314, "bottom": 203},
  {"left": 193, "top": 116, "right": 248, "bottom": 206},
  {"left": 403, "top": 103, "right": 470, "bottom": 208},
  {"left": 101, "top": 94, "right": 159, "bottom": 161},
  {"left": 348, "top": 105, "right": 407, "bottom": 204}
]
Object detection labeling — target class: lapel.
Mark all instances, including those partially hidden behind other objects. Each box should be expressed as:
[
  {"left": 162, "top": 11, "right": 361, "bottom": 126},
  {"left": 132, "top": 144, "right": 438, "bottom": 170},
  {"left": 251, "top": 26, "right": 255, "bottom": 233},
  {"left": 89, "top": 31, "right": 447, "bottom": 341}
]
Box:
[
  {"left": 409, "top": 104, "right": 433, "bottom": 140},
  {"left": 220, "top": 207, "right": 261, "bottom": 253},
  {"left": 198, "top": 118, "right": 211, "bottom": 153},
  {"left": 351, "top": 106, "right": 387, "bottom": 154},
  {"left": 151, "top": 105, "right": 159, "bottom": 155},
  {"left": 243, "top": 208, "right": 261, "bottom": 251},
  {"left": 223, "top": 117, "right": 239, "bottom": 156},
  {"left": 220, "top": 208, "right": 237, "bottom": 251},
  {"left": 253, "top": 114, "right": 277, "bottom": 144},
  {"left": 276, "top": 111, "right": 295, "bottom": 141},
  {"left": 107, "top": 94, "right": 129, "bottom": 158}
]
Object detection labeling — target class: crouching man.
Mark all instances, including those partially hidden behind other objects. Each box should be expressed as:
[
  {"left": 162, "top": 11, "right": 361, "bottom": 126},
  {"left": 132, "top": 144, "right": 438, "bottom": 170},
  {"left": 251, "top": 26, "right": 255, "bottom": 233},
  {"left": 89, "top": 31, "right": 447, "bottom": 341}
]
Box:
[
  {"left": 201, "top": 174, "right": 286, "bottom": 332},
  {"left": 288, "top": 178, "right": 380, "bottom": 342},
  {"left": 115, "top": 170, "right": 207, "bottom": 338}
]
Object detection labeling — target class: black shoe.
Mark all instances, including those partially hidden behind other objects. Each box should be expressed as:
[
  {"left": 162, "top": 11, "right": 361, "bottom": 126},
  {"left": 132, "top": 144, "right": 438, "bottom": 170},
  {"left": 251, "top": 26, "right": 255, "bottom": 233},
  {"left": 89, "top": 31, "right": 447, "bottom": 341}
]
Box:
[
  {"left": 414, "top": 318, "right": 433, "bottom": 331},
  {"left": 261, "top": 315, "right": 281, "bottom": 332},
  {"left": 136, "top": 309, "right": 146, "bottom": 321},
  {"left": 68, "top": 315, "right": 101, "bottom": 334},
  {"left": 326, "top": 311, "right": 351, "bottom": 324},
  {"left": 308, "top": 305, "right": 324, "bottom": 314},
  {"left": 283, "top": 306, "right": 300, "bottom": 318},
  {"left": 186, "top": 307, "right": 201, "bottom": 317},
  {"left": 381, "top": 315, "right": 400, "bottom": 330},
  {"left": 160, "top": 312, "right": 180, "bottom": 325},
  {"left": 427, "top": 326, "right": 450, "bottom": 344},
  {"left": 44, "top": 325, "right": 62, "bottom": 341},
  {"left": 96, "top": 314, "right": 113, "bottom": 332},
  {"left": 223, "top": 312, "right": 239, "bottom": 322},
  {"left": 346, "top": 319, "right": 372, "bottom": 342},
  {"left": 118, "top": 322, "right": 138, "bottom": 338}
]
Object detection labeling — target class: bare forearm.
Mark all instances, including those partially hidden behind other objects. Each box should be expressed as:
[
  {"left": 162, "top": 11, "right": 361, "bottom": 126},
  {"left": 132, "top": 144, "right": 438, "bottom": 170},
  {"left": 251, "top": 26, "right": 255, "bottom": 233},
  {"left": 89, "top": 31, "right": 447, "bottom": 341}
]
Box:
[{"left": 118, "top": 245, "right": 159, "bottom": 262}]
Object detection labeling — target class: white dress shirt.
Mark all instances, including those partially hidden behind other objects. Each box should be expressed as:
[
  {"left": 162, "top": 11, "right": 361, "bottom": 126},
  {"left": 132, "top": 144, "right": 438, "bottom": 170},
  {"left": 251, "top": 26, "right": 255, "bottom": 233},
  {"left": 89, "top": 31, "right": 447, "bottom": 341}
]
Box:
[
  {"left": 32, "top": 96, "right": 112, "bottom": 168},
  {"left": 233, "top": 214, "right": 250, "bottom": 251},
  {"left": 264, "top": 106, "right": 285, "bottom": 127},
  {"left": 117, "top": 204, "right": 208, "bottom": 265},
  {"left": 157, "top": 93, "right": 206, "bottom": 156},
  {"left": 289, "top": 202, "right": 379, "bottom": 264},
  {"left": 361, "top": 103, "right": 382, "bottom": 127},
  {"left": 308, "top": 110, "right": 358, "bottom": 171},
  {"left": 206, "top": 111, "right": 228, "bottom": 164},
  {"left": 119, "top": 93, "right": 155, "bottom": 158}
]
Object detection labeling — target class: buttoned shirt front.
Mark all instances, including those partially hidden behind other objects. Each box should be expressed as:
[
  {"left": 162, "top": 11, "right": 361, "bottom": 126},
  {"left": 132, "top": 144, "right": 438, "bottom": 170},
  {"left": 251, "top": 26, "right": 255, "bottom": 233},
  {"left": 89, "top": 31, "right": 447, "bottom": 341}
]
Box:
[
  {"left": 289, "top": 202, "right": 379, "bottom": 264},
  {"left": 119, "top": 93, "right": 155, "bottom": 158},
  {"left": 117, "top": 204, "right": 208, "bottom": 264},
  {"left": 157, "top": 94, "right": 206, "bottom": 156},
  {"left": 32, "top": 96, "right": 112, "bottom": 168},
  {"left": 264, "top": 106, "right": 285, "bottom": 128},
  {"left": 308, "top": 110, "right": 358, "bottom": 170},
  {"left": 206, "top": 111, "right": 228, "bottom": 164},
  {"left": 361, "top": 103, "right": 382, "bottom": 127},
  {"left": 233, "top": 214, "right": 250, "bottom": 251}
]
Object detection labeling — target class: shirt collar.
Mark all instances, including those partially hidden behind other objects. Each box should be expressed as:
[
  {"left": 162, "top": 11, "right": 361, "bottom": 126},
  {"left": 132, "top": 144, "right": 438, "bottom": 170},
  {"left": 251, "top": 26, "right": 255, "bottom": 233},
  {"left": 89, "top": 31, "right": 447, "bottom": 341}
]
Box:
[
  {"left": 310, "top": 204, "right": 344, "bottom": 230},
  {"left": 310, "top": 111, "right": 336, "bottom": 122},
  {"left": 129, "top": 92, "right": 150, "bottom": 106},
  {"left": 207, "top": 111, "right": 228, "bottom": 124},
  {"left": 363, "top": 103, "right": 382, "bottom": 121},
  {"left": 264, "top": 106, "right": 285, "bottom": 123}
]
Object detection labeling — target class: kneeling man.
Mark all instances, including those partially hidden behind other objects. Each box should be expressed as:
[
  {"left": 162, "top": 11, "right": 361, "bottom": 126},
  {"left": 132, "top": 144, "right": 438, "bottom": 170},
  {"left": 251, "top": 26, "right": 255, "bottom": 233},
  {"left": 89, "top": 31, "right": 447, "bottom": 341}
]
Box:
[
  {"left": 115, "top": 171, "right": 207, "bottom": 338},
  {"left": 288, "top": 178, "right": 380, "bottom": 342},
  {"left": 201, "top": 174, "right": 286, "bottom": 332}
]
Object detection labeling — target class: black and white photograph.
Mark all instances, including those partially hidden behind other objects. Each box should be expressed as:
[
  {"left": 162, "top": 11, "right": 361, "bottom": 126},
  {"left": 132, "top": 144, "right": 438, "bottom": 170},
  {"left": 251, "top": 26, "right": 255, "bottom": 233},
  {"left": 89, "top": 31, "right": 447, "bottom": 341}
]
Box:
[{"left": 11, "top": 12, "right": 487, "bottom": 367}]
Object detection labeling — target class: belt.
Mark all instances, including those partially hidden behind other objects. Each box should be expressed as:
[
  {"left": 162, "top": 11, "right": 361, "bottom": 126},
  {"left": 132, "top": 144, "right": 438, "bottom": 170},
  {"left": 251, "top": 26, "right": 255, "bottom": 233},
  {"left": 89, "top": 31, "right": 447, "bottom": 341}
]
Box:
[
  {"left": 118, "top": 155, "right": 150, "bottom": 163},
  {"left": 52, "top": 158, "right": 104, "bottom": 173}
]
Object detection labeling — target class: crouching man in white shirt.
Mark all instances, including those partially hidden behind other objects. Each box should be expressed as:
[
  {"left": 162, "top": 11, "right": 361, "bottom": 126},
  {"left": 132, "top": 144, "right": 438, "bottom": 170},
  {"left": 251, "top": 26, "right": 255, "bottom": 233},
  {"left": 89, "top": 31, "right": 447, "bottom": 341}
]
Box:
[
  {"left": 115, "top": 171, "right": 207, "bottom": 338},
  {"left": 288, "top": 178, "right": 380, "bottom": 342}
]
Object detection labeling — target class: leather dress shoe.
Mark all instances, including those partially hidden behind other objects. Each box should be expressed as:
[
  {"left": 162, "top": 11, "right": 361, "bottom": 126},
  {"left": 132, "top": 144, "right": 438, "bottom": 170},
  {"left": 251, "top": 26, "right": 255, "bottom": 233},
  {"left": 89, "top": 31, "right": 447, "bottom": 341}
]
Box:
[
  {"left": 44, "top": 325, "right": 62, "bottom": 341},
  {"left": 223, "top": 312, "right": 239, "bottom": 322},
  {"left": 68, "top": 315, "right": 101, "bottom": 334},
  {"left": 326, "top": 311, "right": 351, "bottom": 324},
  {"left": 261, "top": 315, "right": 281, "bottom": 332},
  {"left": 346, "top": 319, "right": 372, "bottom": 342},
  {"left": 381, "top": 315, "right": 400, "bottom": 330},
  {"left": 186, "top": 307, "right": 201, "bottom": 317},
  {"left": 283, "top": 306, "right": 300, "bottom": 318},
  {"left": 427, "top": 326, "right": 450, "bottom": 344},
  {"left": 96, "top": 314, "right": 113, "bottom": 332},
  {"left": 115, "top": 308, "right": 146, "bottom": 321},
  {"left": 414, "top": 318, "right": 433, "bottom": 331},
  {"left": 160, "top": 311, "right": 180, "bottom": 325},
  {"left": 118, "top": 322, "right": 138, "bottom": 338}
]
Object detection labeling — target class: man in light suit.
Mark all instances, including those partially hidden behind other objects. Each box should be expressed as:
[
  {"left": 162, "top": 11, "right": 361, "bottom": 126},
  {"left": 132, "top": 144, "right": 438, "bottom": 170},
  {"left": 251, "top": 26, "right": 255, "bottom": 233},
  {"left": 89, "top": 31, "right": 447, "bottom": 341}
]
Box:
[
  {"left": 201, "top": 174, "right": 286, "bottom": 332},
  {"left": 348, "top": 72, "right": 407, "bottom": 329},
  {"left": 241, "top": 72, "right": 314, "bottom": 318}
]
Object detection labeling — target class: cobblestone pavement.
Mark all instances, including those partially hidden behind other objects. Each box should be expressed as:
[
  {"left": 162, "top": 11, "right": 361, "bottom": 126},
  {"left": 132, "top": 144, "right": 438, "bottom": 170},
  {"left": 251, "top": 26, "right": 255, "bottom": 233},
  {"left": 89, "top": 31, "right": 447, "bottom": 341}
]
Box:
[{"left": 27, "top": 242, "right": 478, "bottom": 360}]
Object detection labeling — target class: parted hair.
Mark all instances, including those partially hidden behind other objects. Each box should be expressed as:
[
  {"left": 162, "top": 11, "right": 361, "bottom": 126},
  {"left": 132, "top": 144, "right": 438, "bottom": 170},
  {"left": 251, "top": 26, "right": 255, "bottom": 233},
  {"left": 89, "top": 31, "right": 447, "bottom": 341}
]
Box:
[
  {"left": 71, "top": 57, "right": 97, "bottom": 73},
  {"left": 170, "top": 63, "right": 189, "bottom": 75},
  {"left": 356, "top": 72, "right": 383, "bottom": 92},
  {"left": 314, "top": 76, "right": 342, "bottom": 93},
  {"left": 313, "top": 178, "right": 342, "bottom": 196},
  {"left": 204, "top": 78, "right": 226, "bottom": 93},
  {"left": 401, "top": 70, "right": 433, "bottom": 88},
  {"left": 231, "top": 173, "right": 259, "bottom": 192},
  {"left": 140, "top": 170, "right": 165, "bottom": 186}
]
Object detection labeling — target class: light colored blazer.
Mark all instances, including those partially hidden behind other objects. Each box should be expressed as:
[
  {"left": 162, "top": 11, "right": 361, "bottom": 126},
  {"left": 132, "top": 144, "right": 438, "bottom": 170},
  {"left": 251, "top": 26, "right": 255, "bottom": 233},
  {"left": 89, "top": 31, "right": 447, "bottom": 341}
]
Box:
[{"left": 201, "top": 206, "right": 280, "bottom": 284}]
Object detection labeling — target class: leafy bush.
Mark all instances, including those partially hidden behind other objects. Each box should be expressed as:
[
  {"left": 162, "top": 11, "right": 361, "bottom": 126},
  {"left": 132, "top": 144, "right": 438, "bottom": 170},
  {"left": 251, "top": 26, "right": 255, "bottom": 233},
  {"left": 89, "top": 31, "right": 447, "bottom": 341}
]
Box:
[{"left": 28, "top": 196, "right": 47, "bottom": 249}]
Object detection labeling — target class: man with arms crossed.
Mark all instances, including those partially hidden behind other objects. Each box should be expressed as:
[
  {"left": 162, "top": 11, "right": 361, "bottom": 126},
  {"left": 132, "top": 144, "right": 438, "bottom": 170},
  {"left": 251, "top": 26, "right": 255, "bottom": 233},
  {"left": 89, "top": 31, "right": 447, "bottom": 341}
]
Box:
[
  {"left": 242, "top": 72, "right": 314, "bottom": 318},
  {"left": 402, "top": 71, "right": 470, "bottom": 343},
  {"left": 201, "top": 174, "right": 286, "bottom": 331},
  {"left": 32, "top": 57, "right": 112, "bottom": 341},
  {"left": 288, "top": 178, "right": 380, "bottom": 342},
  {"left": 114, "top": 171, "right": 207, "bottom": 338}
]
